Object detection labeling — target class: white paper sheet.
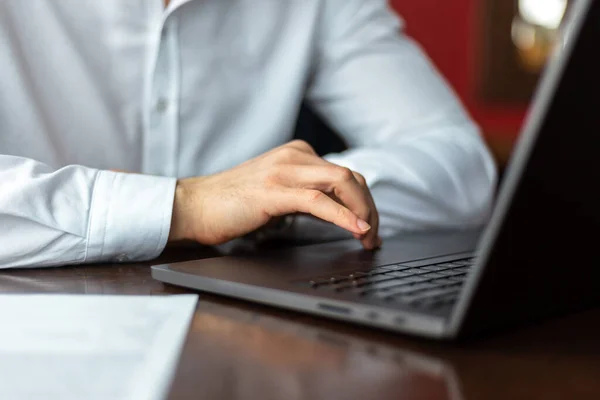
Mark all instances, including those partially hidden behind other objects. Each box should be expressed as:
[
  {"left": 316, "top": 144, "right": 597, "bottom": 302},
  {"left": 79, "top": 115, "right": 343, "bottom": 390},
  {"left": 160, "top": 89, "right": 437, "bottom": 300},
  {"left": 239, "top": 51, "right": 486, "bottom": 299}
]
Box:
[{"left": 0, "top": 294, "right": 198, "bottom": 400}]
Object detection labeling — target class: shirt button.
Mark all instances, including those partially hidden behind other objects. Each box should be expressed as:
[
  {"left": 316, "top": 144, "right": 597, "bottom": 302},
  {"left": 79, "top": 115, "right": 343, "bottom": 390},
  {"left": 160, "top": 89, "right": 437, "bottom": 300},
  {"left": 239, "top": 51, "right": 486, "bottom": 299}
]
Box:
[
  {"left": 116, "top": 254, "right": 129, "bottom": 262},
  {"left": 155, "top": 98, "right": 169, "bottom": 113}
]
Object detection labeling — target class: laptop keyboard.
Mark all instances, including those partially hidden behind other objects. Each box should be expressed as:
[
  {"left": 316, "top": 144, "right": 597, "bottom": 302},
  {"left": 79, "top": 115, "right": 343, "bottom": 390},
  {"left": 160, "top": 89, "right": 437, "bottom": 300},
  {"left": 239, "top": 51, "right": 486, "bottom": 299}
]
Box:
[{"left": 303, "top": 257, "right": 475, "bottom": 310}]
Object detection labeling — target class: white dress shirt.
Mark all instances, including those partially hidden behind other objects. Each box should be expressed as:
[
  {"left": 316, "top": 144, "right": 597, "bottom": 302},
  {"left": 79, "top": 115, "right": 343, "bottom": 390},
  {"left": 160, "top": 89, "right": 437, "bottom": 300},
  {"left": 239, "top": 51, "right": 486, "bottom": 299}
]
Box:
[{"left": 0, "top": 0, "right": 497, "bottom": 269}]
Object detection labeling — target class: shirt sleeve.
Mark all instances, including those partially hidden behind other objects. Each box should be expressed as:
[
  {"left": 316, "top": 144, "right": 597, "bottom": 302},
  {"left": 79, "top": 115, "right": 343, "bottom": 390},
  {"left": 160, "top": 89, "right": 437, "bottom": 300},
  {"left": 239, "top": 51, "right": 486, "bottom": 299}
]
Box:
[
  {"left": 0, "top": 155, "right": 176, "bottom": 269},
  {"left": 299, "top": 0, "right": 498, "bottom": 239}
]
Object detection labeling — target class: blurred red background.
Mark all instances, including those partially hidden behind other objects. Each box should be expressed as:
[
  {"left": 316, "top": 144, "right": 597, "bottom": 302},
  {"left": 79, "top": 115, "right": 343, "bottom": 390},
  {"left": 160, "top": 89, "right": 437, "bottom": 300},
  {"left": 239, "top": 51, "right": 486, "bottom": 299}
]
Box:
[{"left": 390, "top": 0, "right": 528, "bottom": 161}]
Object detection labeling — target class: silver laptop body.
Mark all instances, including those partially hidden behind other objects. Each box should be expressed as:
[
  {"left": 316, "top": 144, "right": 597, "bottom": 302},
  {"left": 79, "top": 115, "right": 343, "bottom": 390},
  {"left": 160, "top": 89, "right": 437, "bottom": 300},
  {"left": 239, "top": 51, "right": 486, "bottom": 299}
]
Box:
[{"left": 152, "top": 0, "right": 600, "bottom": 340}]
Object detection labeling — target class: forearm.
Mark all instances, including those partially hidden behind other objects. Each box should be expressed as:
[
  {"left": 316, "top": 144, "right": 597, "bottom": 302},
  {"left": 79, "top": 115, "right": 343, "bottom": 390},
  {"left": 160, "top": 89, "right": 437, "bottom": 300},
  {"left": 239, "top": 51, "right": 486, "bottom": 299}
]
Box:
[
  {"left": 0, "top": 156, "right": 176, "bottom": 269},
  {"left": 269, "top": 123, "right": 496, "bottom": 242},
  {"left": 324, "top": 123, "right": 497, "bottom": 237},
  {"left": 299, "top": 0, "right": 498, "bottom": 240}
]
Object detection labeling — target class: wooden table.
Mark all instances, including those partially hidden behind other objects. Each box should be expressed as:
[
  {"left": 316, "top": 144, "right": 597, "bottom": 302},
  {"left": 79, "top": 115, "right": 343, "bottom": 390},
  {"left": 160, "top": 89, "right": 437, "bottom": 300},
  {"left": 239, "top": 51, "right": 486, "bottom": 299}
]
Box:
[{"left": 1, "top": 245, "right": 599, "bottom": 400}]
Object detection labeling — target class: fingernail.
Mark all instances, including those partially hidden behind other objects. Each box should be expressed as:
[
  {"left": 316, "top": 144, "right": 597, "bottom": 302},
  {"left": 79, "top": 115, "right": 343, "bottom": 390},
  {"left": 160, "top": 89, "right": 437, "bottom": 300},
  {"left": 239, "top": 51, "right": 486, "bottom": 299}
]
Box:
[{"left": 357, "top": 219, "right": 371, "bottom": 232}]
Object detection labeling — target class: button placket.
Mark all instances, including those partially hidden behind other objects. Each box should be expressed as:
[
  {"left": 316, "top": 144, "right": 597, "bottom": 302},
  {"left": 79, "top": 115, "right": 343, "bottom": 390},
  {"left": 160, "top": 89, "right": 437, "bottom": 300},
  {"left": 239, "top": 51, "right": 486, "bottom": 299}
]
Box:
[{"left": 145, "top": 17, "right": 180, "bottom": 177}]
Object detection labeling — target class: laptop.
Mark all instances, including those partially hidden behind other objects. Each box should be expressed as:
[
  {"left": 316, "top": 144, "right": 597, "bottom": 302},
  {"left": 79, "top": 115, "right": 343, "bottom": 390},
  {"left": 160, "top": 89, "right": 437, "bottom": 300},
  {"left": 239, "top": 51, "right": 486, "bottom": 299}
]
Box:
[{"left": 152, "top": 0, "right": 600, "bottom": 340}]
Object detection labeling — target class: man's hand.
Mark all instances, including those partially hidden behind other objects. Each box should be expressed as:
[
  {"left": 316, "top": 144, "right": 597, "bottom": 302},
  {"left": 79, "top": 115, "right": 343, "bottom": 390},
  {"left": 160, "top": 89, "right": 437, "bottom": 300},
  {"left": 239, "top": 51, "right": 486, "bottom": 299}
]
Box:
[{"left": 168, "top": 140, "right": 381, "bottom": 250}]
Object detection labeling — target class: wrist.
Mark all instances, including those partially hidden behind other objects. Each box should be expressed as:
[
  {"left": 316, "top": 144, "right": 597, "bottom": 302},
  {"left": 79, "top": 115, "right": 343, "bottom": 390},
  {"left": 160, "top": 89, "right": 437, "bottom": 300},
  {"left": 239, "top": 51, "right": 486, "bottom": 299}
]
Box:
[{"left": 168, "top": 180, "right": 191, "bottom": 242}]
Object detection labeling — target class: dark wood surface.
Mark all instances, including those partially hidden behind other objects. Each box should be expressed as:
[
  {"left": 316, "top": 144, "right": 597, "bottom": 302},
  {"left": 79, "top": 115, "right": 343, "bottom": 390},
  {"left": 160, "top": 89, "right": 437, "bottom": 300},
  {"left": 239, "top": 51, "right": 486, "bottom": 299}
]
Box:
[{"left": 1, "top": 245, "right": 599, "bottom": 400}]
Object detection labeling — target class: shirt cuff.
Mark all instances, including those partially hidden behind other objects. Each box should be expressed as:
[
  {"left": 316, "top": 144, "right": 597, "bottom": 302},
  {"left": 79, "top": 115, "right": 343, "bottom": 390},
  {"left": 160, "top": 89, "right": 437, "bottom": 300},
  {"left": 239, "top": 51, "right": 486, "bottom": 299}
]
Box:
[{"left": 85, "top": 170, "right": 177, "bottom": 263}]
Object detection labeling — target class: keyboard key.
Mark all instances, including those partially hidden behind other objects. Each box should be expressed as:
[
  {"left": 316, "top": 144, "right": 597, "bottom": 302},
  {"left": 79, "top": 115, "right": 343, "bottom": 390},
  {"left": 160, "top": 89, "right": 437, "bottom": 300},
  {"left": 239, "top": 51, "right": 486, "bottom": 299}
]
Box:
[
  {"left": 377, "top": 288, "right": 417, "bottom": 300},
  {"left": 387, "top": 281, "right": 462, "bottom": 300},
  {"left": 427, "top": 278, "right": 459, "bottom": 286},
  {"left": 377, "top": 281, "right": 438, "bottom": 299},
  {"left": 365, "top": 279, "right": 430, "bottom": 297},
  {"left": 422, "top": 263, "right": 462, "bottom": 272},
  {"left": 407, "top": 286, "right": 462, "bottom": 302},
  {"left": 404, "top": 281, "right": 441, "bottom": 291},
  {"left": 444, "top": 274, "right": 467, "bottom": 282},
  {"left": 379, "top": 264, "right": 412, "bottom": 271},
  {"left": 401, "top": 268, "right": 422, "bottom": 275},
  {"left": 451, "top": 259, "right": 474, "bottom": 266},
  {"left": 404, "top": 275, "right": 431, "bottom": 284},
  {"left": 419, "top": 265, "right": 447, "bottom": 272},
  {"left": 387, "top": 270, "right": 417, "bottom": 278},
  {"left": 455, "top": 261, "right": 472, "bottom": 266},
  {"left": 432, "top": 269, "right": 461, "bottom": 276},
  {"left": 355, "top": 275, "right": 398, "bottom": 286},
  {"left": 335, "top": 275, "right": 394, "bottom": 291},
  {"left": 362, "top": 270, "right": 390, "bottom": 278},
  {"left": 362, "top": 277, "right": 441, "bottom": 297},
  {"left": 435, "top": 262, "right": 459, "bottom": 268},
  {"left": 390, "top": 293, "right": 424, "bottom": 303},
  {"left": 360, "top": 279, "right": 409, "bottom": 292},
  {"left": 305, "top": 256, "right": 474, "bottom": 291},
  {"left": 419, "top": 271, "right": 448, "bottom": 279}
]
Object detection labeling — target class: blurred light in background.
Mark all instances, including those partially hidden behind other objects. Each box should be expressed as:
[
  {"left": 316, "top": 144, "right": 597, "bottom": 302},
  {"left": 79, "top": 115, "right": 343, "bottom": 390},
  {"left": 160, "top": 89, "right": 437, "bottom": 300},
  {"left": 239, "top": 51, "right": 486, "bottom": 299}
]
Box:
[
  {"left": 512, "top": 0, "right": 569, "bottom": 72},
  {"left": 519, "top": 0, "right": 568, "bottom": 29}
]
